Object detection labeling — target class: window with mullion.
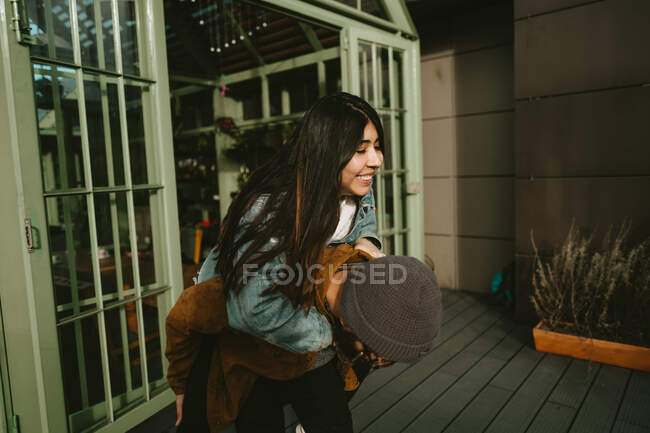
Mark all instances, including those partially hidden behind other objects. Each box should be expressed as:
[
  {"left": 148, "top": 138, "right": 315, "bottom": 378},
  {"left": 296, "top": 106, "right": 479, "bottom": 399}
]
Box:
[{"left": 28, "top": 0, "right": 169, "bottom": 430}]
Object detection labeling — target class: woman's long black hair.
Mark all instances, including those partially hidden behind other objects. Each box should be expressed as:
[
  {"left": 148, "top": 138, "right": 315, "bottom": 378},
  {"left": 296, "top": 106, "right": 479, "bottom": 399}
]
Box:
[{"left": 214, "top": 92, "right": 384, "bottom": 308}]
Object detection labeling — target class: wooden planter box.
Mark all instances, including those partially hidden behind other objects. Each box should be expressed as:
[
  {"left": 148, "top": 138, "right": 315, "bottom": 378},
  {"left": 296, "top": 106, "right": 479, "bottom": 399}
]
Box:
[{"left": 533, "top": 322, "right": 650, "bottom": 372}]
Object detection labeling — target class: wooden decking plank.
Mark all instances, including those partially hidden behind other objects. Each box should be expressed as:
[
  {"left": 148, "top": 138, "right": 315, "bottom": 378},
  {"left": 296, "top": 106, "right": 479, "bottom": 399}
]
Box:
[
  {"left": 400, "top": 317, "right": 527, "bottom": 433},
  {"left": 525, "top": 402, "right": 576, "bottom": 433},
  {"left": 568, "top": 365, "right": 631, "bottom": 433},
  {"left": 548, "top": 359, "right": 601, "bottom": 409},
  {"left": 441, "top": 289, "right": 462, "bottom": 308},
  {"left": 403, "top": 356, "right": 508, "bottom": 433},
  {"left": 488, "top": 325, "right": 533, "bottom": 362},
  {"left": 358, "top": 370, "right": 458, "bottom": 433},
  {"left": 484, "top": 354, "right": 571, "bottom": 433},
  {"left": 612, "top": 421, "right": 650, "bottom": 433},
  {"left": 351, "top": 307, "right": 502, "bottom": 431},
  {"left": 440, "top": 297, "right": 473, "bottom": 325},
  {"left": 489, "top": 345, "right": 543, "bottom": 391},
  {"left": 442, "top": 385, "right": 512, "bottom": 433},
  {"left": 364, "top": 315, "right": 517, "bottom": 433},
  {"left": 349, "top": 297, "right": 483, "bottom": 407},
  {"left": 616, "top": 371, "right": 650, "bottom": 430}
]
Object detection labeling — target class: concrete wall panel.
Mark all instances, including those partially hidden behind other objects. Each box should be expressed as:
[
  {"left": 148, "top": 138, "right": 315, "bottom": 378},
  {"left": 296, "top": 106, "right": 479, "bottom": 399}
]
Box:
[
  {"left": 421, "top": 57, "right": 454, "bottom": 119},
  {"left": 455, "top": 45, "right": 514, "bottom": 114},
  {"left": 516, "top": 86, "right": 650, "bottom": 177},
  {"left": 423, "top": 118, "right": 454, "bottom": 177},
  {"left": 425, "top": 235, "right": 457, "bottom": 289},
  {"left": 424, "top": 178, "right": 455, "bottom": 234},
  {"left": 515, "top": 0, "right": 650, "bottom": 98},
  {"left": 516, "top": 177, "right": 650, "bottom": 254},
  {"left": 457, "top": 178, "right": 515, "bottom": 238},
  {"left": 458, "top": 238, "right": 514, "bottom": 292},
  {"left": 514, "top": 0, "right": 594, "bottom": 19},
  {"left": 457, "top": 112, "right": 514, "bottom": 176}
]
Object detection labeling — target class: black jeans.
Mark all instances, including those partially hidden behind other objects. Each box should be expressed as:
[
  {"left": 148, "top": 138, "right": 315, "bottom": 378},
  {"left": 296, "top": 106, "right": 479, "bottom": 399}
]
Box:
[{"left": 178, "top": 336, "right": 369, "bottom": 433}]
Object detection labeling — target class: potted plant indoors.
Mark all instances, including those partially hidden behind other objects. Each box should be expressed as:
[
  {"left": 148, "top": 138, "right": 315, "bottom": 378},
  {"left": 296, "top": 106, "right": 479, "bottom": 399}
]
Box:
[{"left": 530, "top": 224, "right": 650, "bottom": 371}]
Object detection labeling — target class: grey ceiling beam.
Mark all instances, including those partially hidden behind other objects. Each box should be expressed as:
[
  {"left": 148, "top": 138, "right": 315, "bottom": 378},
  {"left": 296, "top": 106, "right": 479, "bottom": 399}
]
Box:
[{"left": 298, "top": 22, "right": 323, "bottom": 51}]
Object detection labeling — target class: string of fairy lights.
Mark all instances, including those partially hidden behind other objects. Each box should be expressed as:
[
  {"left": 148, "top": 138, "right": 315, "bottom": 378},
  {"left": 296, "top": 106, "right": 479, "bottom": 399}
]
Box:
[{"left": 185, "top": 0, "right": 269, "bottom": 54}]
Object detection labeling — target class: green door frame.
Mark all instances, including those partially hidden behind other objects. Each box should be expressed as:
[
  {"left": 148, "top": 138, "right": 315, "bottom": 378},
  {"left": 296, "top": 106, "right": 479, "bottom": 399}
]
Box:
[
  {"left": 0, "top": 0, "right": 180, "bottom": 432},
  {"left": 0, "top": 0, "right": 422, "bottom": 431}
]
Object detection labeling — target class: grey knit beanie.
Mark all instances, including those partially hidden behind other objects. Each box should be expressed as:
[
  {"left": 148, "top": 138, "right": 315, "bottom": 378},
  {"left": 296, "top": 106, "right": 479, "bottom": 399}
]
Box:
[{"left": 339, "top": 256, "right": 442, "bottom": 363}]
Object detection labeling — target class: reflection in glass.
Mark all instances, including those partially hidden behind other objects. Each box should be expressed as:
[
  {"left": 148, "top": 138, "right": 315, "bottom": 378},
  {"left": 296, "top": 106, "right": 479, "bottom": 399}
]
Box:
[
  {"left": 125, "top": 85, "right": 149, "bottom": 185},
  {"left": 58, "top": 316, "right": 107, "bottom": 431},
  {"left": 325, "top": 58, "right": 342, "bottom": 95},
  {"left": 134, "top": 191, "right": 157, "bottom": 287},
  {"left": 33, "top": 64, "right": 84, "bottom": 191},
  {"left": 359, "top": 43, "right": 373, "bottom": 105},
  {"left": 104, "top": 301, "right": 144, "bottom": 419},
  {"left": 85, "top": 77, "right": 125, "bottom": 187},
  {"left": 268, "top": 65, "right": 318, "bottom": 116},
  {"left": 380, "top": 113, "right": 391, "bottom": 171},
  {"left": 118, "top": 0, "right": 141, "bottom": 76},
  {"left": 228, "top": 79, "right": 262, "bottom": 120},
  {"left": 76, "top": 0, "right": 116, "bottom": 70},
  {"left": 395, "top": 115, "right": 404, "bottom": 170},
  {"left": 143, "top": 294, "right": 164, "bottom": 386},
  {"left": 379, "top": 46, "right": 390, "bottom": 108},
  {"left": 384, "top": 174, "right": 393, "bottom": 230},
  {"left": 47, "top": 195, "right": 97, "bottom": 319},
  {"left": 94, "top": 192, "right": 134, "bottom": 305},
  {"left": 26, "top": 0, "right": 74, "bottom": 62},
  {"left": 393, "top": 50, "right": 404, "bottom": 109}
]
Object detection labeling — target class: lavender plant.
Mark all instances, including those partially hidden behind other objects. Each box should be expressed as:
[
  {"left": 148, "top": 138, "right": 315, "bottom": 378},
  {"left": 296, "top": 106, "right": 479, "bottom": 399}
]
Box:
[{"left": 531, "top": 224, "right": 650, "bottom": 348}]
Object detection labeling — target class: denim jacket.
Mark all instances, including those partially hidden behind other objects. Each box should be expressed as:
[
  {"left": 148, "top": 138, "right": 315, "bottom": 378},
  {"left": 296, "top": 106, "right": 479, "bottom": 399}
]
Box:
[{"left": 197, "top": 188, "right": 381, "bottom": 353}]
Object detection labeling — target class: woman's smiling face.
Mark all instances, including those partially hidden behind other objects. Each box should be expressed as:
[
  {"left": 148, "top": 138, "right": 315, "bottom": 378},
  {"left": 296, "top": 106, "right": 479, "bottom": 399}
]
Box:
[{"left": 339, "top": 121, "right": 383, "bottom": 197}]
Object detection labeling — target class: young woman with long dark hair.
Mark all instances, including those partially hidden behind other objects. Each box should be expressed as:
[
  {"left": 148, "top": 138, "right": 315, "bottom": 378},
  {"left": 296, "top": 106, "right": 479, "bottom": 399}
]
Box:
[{"left": 174, "top": 92, "right": 386, "bottom": 432}]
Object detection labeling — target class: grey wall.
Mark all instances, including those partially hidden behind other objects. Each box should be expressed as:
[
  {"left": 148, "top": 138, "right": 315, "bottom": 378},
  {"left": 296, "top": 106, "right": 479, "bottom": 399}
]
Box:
[
  {"left": 514, "top": 0, "right": 650, "bottom": 322},
  {"left": 419, "top": 1, "right": 515, "bottom": 292}
]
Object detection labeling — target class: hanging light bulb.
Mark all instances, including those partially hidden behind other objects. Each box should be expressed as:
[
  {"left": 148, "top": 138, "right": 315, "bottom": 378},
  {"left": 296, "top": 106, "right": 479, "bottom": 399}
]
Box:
[
  {"left": 210, "top": 46, "right": 215, "bottom": 52},
  {"left": 199, "top": 19, "right": 205, "bottom": 25}
]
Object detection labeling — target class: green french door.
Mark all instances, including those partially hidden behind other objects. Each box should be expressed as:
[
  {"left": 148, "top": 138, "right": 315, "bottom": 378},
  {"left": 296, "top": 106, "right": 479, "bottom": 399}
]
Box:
[
  {"left": 2, "top": 0, "right": 180, "bottom": 431},
  {"left": 345, "top": 27, "right": 424, "bottom": 259}
]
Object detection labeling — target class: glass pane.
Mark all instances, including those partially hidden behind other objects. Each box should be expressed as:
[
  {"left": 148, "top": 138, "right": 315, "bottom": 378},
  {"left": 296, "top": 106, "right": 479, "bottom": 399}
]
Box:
[
  {"left": 393, "top": 50, "right": 404, "bottom": 109},
  {"left": 358, "top": 43, "right": 373, "bottom": 104},
  {"left": 383, "top": 235, "right": 394, "bottom": 255},
  {"left": 178, "top": 90, "right": 214, "bottom": 131},
  {"left": 143, "top": 293, "right": 164, "bottom": 386},
  {"left": 325, "top": 57, "right": 342, "bottom": 95},
  {"left": 76, "top": 0, "right": 117, "bottom": 70},
  {"left": 104, "top": 301, "right": 145, "bottom": 419},
  {"left": 59, "top": 316, "right": 108, "bottom": 432},
  {"left": 47, "top": 195, "right": 97, "bottom": 320},
  {"left": 84, "top": 77, "right": 125, "bottom": 187},
  {"left": 379, "top": 46, "right": 390, "bottom": 108},
  {"left": 125, "top": 84, "right": 149, "bottom": 185},
  {"left": 95, "top": 192, "right": 134, "bottom": 305},
  {"left": 268, "top": 65, "right": 318, "bottom": 116},
  {"left": 380, "top": 113, "right": 392, "bottom": 171},
  {"left": 384, "top": 174, "right": 393, "bottom": 230},
  {"left": 228, "top": 78, "right": 262, "bottom": 120},
  {"left": 134, "top": 191, "right": 157, "bottom": 287},
  {"left": 26, "top": 0, "right": 74, "bottom": 62},
  {"left": 396, "top": 114, "right": 404, "bottom": 170},
  {"left": 118, "top": 0, "right": 141, "bottom": 76},
  {"left": 33, "top": 64, "right": 84, "bottom": 191}
]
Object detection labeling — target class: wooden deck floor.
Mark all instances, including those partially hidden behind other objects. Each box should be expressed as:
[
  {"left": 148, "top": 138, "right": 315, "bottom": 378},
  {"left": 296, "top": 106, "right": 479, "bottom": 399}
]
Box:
[
  {"left": 284, "top": 289, "right": 650, "bottom": 433},
  {"left": 131, "top": 289, "right": 650, "bottom": 433}
]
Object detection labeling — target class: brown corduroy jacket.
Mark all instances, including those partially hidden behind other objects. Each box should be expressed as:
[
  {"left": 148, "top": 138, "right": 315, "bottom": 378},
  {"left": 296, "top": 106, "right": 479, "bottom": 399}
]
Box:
[{"left": 165, "top": 244, "right": 370, "bottom": 432}]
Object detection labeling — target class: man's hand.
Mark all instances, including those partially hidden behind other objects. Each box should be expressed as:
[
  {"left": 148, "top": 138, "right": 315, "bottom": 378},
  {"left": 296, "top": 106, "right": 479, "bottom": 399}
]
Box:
[
  {"left": 354, "top": 237, "right": 385, "bottom": 259},
  {"left": 175, "top": 394, "right": 184, "bottom": 427}
]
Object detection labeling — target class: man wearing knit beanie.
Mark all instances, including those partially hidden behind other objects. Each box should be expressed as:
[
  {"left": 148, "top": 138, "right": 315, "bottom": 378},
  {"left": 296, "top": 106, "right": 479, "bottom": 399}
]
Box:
[{"left": 326, "top": 255, "right": 442, "bottom": 364}]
